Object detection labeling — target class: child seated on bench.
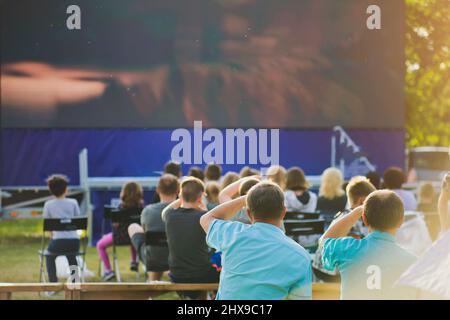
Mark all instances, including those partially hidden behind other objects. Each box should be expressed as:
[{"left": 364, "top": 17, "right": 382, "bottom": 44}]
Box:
[
  {"left": 162, "top": 177, "right": 220, "bottom": 299},
  {"left": 320, "top": 190, "right": 417, "bottom": 299},
  {"left": 128, "top": 174, "right": 179, "bottom": 281},
  {"left": 43, "top": 175, "right": 81, "bottom": 283},
  {"left": 200, "top": 182, "right": 312, "bottom": 300}
]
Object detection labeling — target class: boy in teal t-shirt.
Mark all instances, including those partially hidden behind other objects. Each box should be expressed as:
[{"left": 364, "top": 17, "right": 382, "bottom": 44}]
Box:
[
  {"left": 200, "top": 181, "right": 312, "bottom": 300},
  {"left": 320, "top": 190, "right": 417, "bottom": 299}
]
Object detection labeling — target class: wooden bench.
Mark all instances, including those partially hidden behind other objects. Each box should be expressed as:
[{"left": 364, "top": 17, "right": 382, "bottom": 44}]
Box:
[
  {"left": 312, "top": 283, "right": 340, "bottom": 300},
  {"left": 0, "top": 282, "right": 340, "bottom": 300},
  {"left": 0, "top": 283, "right": 64, "bottom": 300}
]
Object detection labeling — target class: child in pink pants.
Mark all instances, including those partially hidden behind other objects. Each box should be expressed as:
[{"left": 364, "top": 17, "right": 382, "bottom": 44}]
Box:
[
  {"left": 96, "top": 232, "right": 138, "bottom": 280},
  {"left": 97, "top": 182, "right": 143, "bottom": 281}
]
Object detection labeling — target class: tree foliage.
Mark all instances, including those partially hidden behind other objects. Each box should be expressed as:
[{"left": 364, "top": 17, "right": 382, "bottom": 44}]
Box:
[{"left": 406, "top": 0, "right": 450, "bottom": 147}]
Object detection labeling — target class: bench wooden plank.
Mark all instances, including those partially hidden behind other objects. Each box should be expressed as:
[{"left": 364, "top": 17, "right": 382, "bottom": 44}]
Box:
[
  {"left": 0, "top": 282, "right": 340, "bottom": 300},
  {"left": 0, "top": 292, "right": 12, "bottom": 300},
  {"left": 0, "top": 283, "right": 64, "bottom": 300},
  {"left": 312, "top": 283, "right": 340, "bottom": 300},
  {"left": 66, "top": 282, "right": 219, "bottom": 300},
  {"left": 0, "top": 283, "right": 64, "bottom": 292},
  {"left": 70, "top": 290, "right": 161, "bottom": 300},
  {"left": 69, "top": 282, "right": 219, "bottom": 292}
]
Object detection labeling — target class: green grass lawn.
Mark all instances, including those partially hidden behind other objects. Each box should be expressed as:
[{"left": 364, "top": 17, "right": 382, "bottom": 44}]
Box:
[{"left": 0, "top": 219, "right": 177, "bottom": 299}]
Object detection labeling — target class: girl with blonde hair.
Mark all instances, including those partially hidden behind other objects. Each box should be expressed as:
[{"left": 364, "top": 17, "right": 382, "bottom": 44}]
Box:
[
  {"left": 316, "top": 168, "right": 347, "bottom": 219},
  {"left": 266, "top": 165, "right": 287, "bottom": 190}
]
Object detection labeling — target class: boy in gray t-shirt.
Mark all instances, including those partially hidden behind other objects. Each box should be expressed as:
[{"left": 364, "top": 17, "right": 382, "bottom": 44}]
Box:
[
  {"left": 43, "top": 198, "right": 80, "bottom": 240},
  {"left": 128, "top": 173, "right": 179, "bottom": 281},
  {"left": 43, "top": 175, "right": 82, "bottom": 283}
]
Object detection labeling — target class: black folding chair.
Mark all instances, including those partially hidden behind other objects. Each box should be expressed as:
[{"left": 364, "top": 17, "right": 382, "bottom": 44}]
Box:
[
  {"left": 101, "top": 206, "right": 141, "bottom": 282},
  {"left": 141, "top": 230, "right": 169, "bottom": 281},
  {"left": 38, "top": 217, "right": 88, "bottom": 283},
  {"left": 145, "top": 231, "right": 168, "bottom": 247},
  {"left": 284, "top": 219, "right": 326, "bottom": 253},
  {"left": 285, "top": 211, "right": 321, "bottom": 220}
]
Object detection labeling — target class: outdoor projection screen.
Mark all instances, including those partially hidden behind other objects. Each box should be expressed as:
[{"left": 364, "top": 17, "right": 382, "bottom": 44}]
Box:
[{"left": 1, "top": 0, "right": 404, "bottom": 128}]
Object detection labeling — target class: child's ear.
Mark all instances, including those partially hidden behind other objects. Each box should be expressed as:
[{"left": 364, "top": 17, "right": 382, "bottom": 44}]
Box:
[
  {"left": 362, "top": 211, "right": 369, "bottom": 227},
  {"left": 246, "top": 208, "right": 254, "bottom": 224},
  {"left": 358, "top": 197, "right": 366, "bottom": 206},
  {"left": 397, "top": 216, "right": 405, "bottom": 228},
  {"left": 280, "top": 206, "right": 287, "bottom": 220}
]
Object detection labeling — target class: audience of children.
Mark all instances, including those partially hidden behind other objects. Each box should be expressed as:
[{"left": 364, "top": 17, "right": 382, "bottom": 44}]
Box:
[
  {"left": 43, "top": 175, "right": 81, "bottom": 283},
  {"left": 41, "top": 162, "right": 449, "bottom": 300},
  {"left": 127, "top": 174, "right": 179, "bottom": 281},
  {"left": 96, "top": 182, "right": 143, "bottom": 281},
  {"left": 320, "top": 190, "right": 417, "bottom": 299},
  {"left": 383, "top": 166, "right": 418, "bottom": 211},
  {"left": 284, "top": 167, "right": 317, "bottom": 212},
  {"left": 200, "top": 182, "right": 312, "bottom": 300}
]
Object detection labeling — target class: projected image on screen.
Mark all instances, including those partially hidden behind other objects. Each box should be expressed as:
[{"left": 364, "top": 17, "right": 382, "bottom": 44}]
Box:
[{"left": 1, "top": 0, "right": 404, "bottom": 128}]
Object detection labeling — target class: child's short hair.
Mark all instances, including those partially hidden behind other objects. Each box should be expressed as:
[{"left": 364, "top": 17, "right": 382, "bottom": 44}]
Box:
[
  {"left": 157, "top": 174, "right": 180, "bottom": 196},
  {"left": 366, "top": 171, "right": 381, "bottom": 189},
  {"left": 346, "top": 176, "right": 376, "bottom": 206},
  {"left": 239, "top": 166, "right": 259, "bottom": 178},
  {"left": 363, "top": 190, "right": 404, "bottom": 231},
  {"left": 47, "top": 174, "right": 69, "bottom": 197},
  {"left": 419, "top": 182, "right": 436, "bottom": 202},
  {"left": 239, "top": 178, "right": 260, "bottom": 196},
  {"left": 205, "top": 164, "right": 222, "bottom": 181},
  {"left": 188, "top": 166, "right": 205, "bottom": 181},
  {"left": 246, "top": 182, "right": 285, "bottom": 220},
  {"left": 180, "top": 176, "right": 205, "bottom": 203},
  {"left": 205, "top": 181, "right": 220, "bottom": 204},
  {"left": 286, "top": 167, "right": 309, "bottom": 191},
  {"left": 164, "top": 161, "right": 182, "bottom": 178},
  {"left": 383, "top": 167, "right": 406, "bottom": 189},
  {"left": 221, "top": 171, "right": 239, "bottom": 189}
]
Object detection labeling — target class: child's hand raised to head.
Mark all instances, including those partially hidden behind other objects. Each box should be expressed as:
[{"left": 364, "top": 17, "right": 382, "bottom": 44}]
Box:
[{"left": 442, "top": 172, "right": 450, "bottom": 195}]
